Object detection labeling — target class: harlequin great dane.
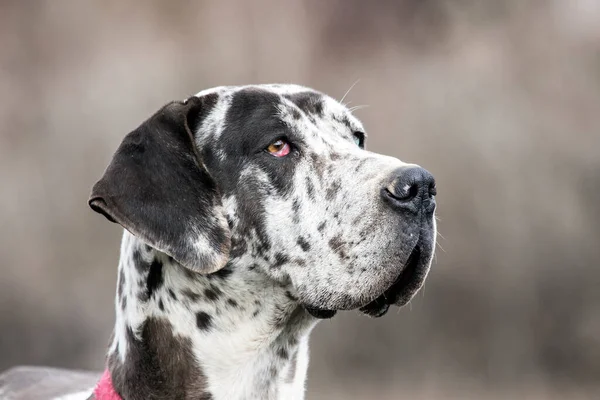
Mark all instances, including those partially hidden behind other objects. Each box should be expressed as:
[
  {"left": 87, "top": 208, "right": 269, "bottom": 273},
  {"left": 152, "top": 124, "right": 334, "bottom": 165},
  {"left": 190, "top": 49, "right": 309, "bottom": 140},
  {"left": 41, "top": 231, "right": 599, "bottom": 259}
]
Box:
[{"left": 0, "top": 84, "right": 436, "bottom": 400}]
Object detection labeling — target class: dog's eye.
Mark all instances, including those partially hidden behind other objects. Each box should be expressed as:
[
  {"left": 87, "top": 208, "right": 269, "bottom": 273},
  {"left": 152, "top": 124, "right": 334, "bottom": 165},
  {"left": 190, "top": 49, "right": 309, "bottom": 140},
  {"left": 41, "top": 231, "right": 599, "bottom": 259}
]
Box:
[
  {"left": 266, "top": 139, "right": 291, "bottom": 157},
  {"left": 353, "top": 132, "right": 365, "bottom": 148}
]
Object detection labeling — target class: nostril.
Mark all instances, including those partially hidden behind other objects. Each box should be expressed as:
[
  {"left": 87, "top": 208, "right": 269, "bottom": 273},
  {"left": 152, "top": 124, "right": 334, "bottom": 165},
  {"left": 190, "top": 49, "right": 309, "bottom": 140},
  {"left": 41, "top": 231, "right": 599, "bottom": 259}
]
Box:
[
  {"left": 386, "top": 182, "right": 420, "bottom": 202},
  {"left": 383, "top": 166, "right": 436, "bottom": 210}
]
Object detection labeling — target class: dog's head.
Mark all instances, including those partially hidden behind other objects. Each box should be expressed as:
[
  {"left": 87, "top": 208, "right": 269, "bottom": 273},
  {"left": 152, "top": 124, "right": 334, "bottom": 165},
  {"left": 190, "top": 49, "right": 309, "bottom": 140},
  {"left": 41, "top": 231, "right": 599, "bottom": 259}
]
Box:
[{"left": 90, "top": 84, "right": 436, "bottom": 318}]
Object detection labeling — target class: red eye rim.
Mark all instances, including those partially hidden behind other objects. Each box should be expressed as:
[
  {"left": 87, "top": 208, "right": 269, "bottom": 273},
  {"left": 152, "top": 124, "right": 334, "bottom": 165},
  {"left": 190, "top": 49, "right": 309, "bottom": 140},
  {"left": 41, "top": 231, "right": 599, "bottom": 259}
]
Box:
[{"left": 266, "top": 139, "right": 291, "bottom": 157}]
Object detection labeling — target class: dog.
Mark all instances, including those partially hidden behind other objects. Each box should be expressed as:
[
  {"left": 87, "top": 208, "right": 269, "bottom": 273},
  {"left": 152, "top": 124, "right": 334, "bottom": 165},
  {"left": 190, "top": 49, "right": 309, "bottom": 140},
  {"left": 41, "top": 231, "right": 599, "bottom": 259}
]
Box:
[{"left": 0, "top": 84, "right": 436, "bottom": 400}]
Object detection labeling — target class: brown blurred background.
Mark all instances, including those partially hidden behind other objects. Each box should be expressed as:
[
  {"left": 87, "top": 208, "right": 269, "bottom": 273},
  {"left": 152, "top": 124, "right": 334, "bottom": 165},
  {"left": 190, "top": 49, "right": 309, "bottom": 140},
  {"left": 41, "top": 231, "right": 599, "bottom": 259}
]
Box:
[{"left": 1, "top": 1, "right": 599, "bottom": 399}]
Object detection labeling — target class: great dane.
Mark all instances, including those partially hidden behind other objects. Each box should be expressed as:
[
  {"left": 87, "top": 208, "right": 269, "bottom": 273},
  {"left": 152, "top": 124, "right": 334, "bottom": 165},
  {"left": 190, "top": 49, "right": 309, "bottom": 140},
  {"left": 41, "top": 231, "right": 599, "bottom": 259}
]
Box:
[{"left": 0, "top": 84, "right": 437, "bottom": 400}]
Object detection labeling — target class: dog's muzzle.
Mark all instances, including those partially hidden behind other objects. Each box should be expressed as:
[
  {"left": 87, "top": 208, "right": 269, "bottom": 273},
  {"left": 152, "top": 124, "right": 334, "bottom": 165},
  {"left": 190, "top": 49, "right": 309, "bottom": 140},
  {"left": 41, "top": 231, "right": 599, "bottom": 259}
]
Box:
[{"left": 305, "top": 165, "right": 437, "bottom": 319}]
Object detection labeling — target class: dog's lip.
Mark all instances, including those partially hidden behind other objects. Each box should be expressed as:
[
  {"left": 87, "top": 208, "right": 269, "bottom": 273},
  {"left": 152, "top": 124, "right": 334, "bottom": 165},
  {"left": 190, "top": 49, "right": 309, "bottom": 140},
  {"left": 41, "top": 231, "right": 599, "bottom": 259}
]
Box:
[
  {"left": 303, "top": 244, "right": 424, "bottom": 319},
  {"left": 359, "top": 244, "right": 422, "bottom": 318}
]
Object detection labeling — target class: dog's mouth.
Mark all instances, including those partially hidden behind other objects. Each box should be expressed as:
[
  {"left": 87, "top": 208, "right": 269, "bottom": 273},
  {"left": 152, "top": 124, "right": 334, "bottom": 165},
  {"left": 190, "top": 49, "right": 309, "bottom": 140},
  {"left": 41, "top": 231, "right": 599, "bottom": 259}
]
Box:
[
  {"left": 358, "top": 245, "right": 422, "bottom": 317},
  {"left": 304, "top": 244, "right": 426, "bottom": 319}
]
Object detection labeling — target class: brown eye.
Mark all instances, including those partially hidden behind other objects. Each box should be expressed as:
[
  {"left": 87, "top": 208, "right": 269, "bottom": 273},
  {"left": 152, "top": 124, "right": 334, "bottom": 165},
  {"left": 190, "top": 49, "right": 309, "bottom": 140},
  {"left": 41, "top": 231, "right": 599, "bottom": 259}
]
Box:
[{"left": 266, "top": 139, "right": 291, "bottom": 157}]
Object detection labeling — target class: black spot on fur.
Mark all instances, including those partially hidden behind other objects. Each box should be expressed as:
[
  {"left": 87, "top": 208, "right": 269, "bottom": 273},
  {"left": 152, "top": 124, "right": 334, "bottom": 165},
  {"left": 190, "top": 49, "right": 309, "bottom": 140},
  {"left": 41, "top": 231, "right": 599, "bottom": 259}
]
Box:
[
  {"left": 118, "top": 269, "right": 125, "bottom": 299},
  {"left": 133, "top": 250, "right": 149, "bottom": 274},
  {"left": 285, "top": 91, "right": 325, "bottom": 117},
  {"left": 295, "top": 258, "right": 306, "bottom": 267},
  {"left": 326, "top": 180, "right": 341, "bottom": 201},
  {"left": 168, "top": 289, "right": 177, "bottom": 301},
  {"left": 204, "top": 285, "right": 223, "bottom": 301},
  {"left": 252, "top": 309, "right": 260, "bottom": 317},
  {"left": 318, "top": 221, "right": 327, "bottom": 232},
  {"left": 121, "top": 295, "right": 127, "bottom": 310},
  {"left": 196, "top": 312, "right": 213, "bottom": 331},
  {"left": 291, "top": 107, "right": 302, "bottom": 120},
  {"left": 305, "top": 176, "right": 315, "bottom": 200},
  {"left": 272, "top": 253, "right": 289, "bottom": 268},
  {"left": 213, "top": 264, "right": 233, "bottom": 280},
  {"left": 296, "top": 236, "right": 310, "bottom": 252},
  {"left": 183, "top": 289, "right": 201, "bottom": 302},
  {"left": 355, "top": 158, "right": 368, "bottom": 173},
  {"left": 292, "top": 198, "right": 301, "bottom": 224},
  {"left": 158, "top": 299, "right": 164, "bottom": 311},
  {"left": 277, "top": 348, "right": 289, "bottom": 359},
  {"left": 334, "top": 113, "right": 353, "bottom": 130},
  {"left": 229, "top": 237, "right": 247, "bottom": 259},
  {"left": 310, "top": 153, "right": 326, "bottom": 179},
  {"left": 329, "top": 234, "right": 349, "bottom": 259},
  {"left": 145, "top": 259, "right": 164, "bottom": 299},
  {"left": 227, "top": 298, "right": 238, "bottom": 308}
]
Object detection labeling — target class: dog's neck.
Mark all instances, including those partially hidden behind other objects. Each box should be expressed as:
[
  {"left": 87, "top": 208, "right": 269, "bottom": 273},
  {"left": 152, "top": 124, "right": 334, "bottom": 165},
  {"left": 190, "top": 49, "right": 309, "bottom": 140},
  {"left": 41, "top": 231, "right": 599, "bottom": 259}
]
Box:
[{"left": 107, "top": 231, "right": 317, "bottom": 400}]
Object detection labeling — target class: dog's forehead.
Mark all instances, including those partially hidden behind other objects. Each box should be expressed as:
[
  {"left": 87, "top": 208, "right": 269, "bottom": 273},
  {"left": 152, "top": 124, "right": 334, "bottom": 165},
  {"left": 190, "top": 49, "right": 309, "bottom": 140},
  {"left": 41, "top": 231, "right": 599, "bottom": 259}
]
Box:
[{"left": 193, "top": 84, "right": 365, "bottom": 139}]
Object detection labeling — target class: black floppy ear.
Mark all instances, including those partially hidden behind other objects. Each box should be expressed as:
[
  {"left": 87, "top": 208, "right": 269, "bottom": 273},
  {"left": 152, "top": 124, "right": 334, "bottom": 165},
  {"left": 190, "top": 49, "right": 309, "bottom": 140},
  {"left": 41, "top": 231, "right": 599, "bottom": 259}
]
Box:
[{"left": 89, "top": 96, "right": 231, "bottom": 274}]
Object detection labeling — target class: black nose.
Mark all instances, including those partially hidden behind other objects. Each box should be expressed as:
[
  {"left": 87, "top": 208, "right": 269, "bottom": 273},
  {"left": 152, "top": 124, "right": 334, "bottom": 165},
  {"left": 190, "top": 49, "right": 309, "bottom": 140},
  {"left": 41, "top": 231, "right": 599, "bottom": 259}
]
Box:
[{"left": 382, "top": 166, "right": 436, "bottom": 213}]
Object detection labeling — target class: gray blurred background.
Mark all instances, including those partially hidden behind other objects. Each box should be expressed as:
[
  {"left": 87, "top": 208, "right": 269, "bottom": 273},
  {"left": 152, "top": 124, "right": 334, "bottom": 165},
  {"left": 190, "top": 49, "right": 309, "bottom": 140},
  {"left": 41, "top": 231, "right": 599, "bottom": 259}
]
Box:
[{"left": 1, "top": 1, "right": 599, "bottom": 399}]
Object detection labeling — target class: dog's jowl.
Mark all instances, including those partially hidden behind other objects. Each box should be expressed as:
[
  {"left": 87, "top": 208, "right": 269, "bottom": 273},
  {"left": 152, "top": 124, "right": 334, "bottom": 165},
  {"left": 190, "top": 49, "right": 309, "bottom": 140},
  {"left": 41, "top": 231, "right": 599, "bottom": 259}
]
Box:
[{"left": 0, "top": 84, "right": 437, "bottom": 400}]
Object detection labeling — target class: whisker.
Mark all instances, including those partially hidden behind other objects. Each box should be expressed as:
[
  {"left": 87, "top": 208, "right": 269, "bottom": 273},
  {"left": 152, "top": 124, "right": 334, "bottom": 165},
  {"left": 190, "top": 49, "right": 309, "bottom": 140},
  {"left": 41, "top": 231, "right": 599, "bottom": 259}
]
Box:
[
  {"left": 436, "top": 242, "right": 446, "bottom": 253},
  {"left": 340, "top": 79, "right": 360, "bottom": 105},
  {"left": 348, "top": 105, "right": 370, "bottom": 113}
]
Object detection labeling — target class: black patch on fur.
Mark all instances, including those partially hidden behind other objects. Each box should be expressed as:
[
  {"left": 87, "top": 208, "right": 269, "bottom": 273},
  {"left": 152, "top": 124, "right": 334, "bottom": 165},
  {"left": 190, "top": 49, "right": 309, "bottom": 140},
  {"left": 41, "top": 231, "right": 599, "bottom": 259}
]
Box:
[
  {"left": 229, "top": 236, "right": 248, "bottom": 259},
  {"left": 272, "top": 252, "right": 289, "bottom": 268},
  {"left": 196, "top": 312, "right": 213, "bottom": 331},
  {"left": 217, "top": 88, "right": 299, "bottom": 199},
  {"left": 285, "top": 291, "right": 298, "bottom": 302},
  {"left": 334, "top": 113, "right": 353, "bottom": 130},
  {"left": 285, "top": 91, "right": 325, "bottom": 117},
  {"left": 277, "top": 348, "right": 289, "bottom": 359},
  {"left": 204, "top": 285, "right": 223, "bottom": 301},
  {"left": 212, "top": 263, "right": 234, "bottom": 280},
  {"left": 226, "top": 298, "right": 238, "bottom": 308},
  {"left": 291, "top": 198, "right": 301, "bottom": 224},
  {"left": 158, "top": 299, "right": 165, "bottom": 311},
  {"left": 305, "top": 176, "right": 315, "bottom": 200},
  {"left": 317, "top": 221, "right": 327, "bottom": 232},
  {"left": 183, "top": 289, "right": 201, "bottom": 302},
  {"left": 108, "top": 318, "right": 212, "bottom": 399},
  {"left": 168, "top": 289, "right": 177, "bottom": 301},
  {"left": 132, "top": 250, "right": 148, "bottom": 274},
  {"left": 355, "top": 158, "right": 368, "bottom": 173},
  {"left": 290, "top": 107, "right": 302, "bottom": 120},
  {"left": 329, "top": 234, "right": 349, "bottom": 259},
  {"left": 118, "top": 269, "right": 125, "bottom": 299},
  {"left": 310, "top": 153, "right": 326, "bottom": 180},
  {"left": 326, "top": 180, "right": 342, "bottom": 201},
  {"left": 145, "top": 259, "right": 164, "bottom": 299},
  {"left": 296, "top": 236, "right": 310, "bottom": 252}
]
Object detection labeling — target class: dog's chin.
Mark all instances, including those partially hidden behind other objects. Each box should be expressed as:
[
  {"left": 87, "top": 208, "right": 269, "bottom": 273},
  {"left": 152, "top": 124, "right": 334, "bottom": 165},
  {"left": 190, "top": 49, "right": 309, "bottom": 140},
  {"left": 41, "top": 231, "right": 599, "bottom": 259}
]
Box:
[
  {"left": 359, "top": 244, "right": 424, "bottom": 317},
  {"left": 303, "top": 243, "right": 429, "bottom": 320}
]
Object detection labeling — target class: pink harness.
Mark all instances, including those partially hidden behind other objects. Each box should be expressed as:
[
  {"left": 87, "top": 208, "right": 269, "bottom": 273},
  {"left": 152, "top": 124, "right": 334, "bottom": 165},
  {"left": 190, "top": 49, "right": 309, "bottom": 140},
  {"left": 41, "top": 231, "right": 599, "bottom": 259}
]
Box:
[{"left": 92, "top": 370, "right": 121, "bottom": 400}]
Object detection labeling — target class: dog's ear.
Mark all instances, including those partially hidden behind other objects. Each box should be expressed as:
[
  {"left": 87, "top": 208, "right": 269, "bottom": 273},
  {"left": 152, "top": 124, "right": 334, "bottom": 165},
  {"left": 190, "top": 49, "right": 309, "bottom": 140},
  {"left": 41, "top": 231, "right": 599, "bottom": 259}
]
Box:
[{"left": 89, "top": 96, "right": 230, "bottom": 274}]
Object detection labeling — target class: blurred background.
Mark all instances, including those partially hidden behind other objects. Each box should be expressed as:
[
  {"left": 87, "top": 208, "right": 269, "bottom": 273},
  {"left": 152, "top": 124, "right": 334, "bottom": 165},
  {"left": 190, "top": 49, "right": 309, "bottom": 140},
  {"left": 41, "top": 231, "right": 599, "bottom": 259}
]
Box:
[{"left": 1, "top": 1, "right": 599, "bottom": 399}]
